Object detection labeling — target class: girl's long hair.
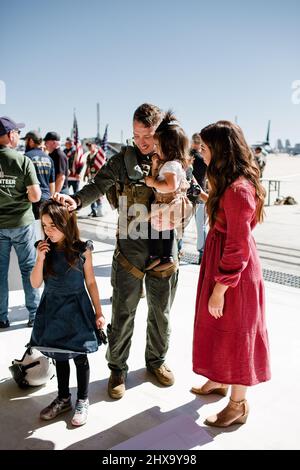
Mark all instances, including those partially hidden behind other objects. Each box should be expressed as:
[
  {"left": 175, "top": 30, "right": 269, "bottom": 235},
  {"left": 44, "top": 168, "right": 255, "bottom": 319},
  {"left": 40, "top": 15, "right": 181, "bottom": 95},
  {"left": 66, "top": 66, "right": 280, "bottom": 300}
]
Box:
[
  {"left": 200, "top": 120, "right": 265, "bottom": 227},
  {"left": 154, "top": 110, "right": 189, "bottom": 168},
  {"left": 40, "top": 200, "right": 85, "bottom": 277}
]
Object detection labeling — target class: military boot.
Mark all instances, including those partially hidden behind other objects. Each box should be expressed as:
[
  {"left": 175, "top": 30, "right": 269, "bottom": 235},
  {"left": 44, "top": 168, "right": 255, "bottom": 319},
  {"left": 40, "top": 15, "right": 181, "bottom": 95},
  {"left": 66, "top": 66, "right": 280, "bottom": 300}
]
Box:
[
  {"left": 147, "top": 363, "right": 175, "bottom": 386},
  {"left": 107, "top": 370, "right": 126, "bottom": 399}
]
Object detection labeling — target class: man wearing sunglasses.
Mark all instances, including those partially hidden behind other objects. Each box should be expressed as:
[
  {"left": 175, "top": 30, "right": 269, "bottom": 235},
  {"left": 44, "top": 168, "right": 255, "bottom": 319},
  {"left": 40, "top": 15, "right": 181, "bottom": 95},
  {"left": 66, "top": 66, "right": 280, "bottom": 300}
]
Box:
[{"left": 0, "top": 116, "right": 41, "bottom": 329}]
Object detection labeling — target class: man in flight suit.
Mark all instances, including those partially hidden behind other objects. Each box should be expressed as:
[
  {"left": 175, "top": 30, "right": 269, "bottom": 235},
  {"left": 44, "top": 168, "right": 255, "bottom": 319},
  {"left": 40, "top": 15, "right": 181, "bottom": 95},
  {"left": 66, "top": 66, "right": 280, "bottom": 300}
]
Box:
[{"left": 54, "top": 104, "right": 178, "bottom": 399}]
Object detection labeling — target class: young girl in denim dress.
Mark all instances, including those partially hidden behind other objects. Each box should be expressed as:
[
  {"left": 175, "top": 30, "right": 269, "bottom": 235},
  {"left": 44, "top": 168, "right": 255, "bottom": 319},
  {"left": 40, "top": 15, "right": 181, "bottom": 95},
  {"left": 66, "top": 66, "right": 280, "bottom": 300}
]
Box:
[{"left": 30, "top": 200, "right": 105, "bottom": 426}]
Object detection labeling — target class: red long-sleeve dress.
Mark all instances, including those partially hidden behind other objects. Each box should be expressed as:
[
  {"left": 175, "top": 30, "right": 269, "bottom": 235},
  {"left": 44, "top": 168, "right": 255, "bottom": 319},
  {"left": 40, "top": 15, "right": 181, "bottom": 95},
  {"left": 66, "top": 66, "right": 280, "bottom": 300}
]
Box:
[{"left": 193, "top": 177, "right": 271, "bottom": 386}]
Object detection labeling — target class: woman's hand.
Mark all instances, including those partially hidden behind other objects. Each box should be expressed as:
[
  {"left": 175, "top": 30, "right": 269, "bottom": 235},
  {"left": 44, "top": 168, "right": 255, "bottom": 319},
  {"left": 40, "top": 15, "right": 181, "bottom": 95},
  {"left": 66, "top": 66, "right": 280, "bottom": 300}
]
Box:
[
  {"left": 36, "top": 240, "right": 50, "bottom": 262},
  {"left": 208, "top": 283, "right": 228, "bottom": 318},
  {"left": 96, "top": 313, "right": 105, "bottom": 329},
  {"left": 145, "top": 176, "right": 156, "bottom": 188}
]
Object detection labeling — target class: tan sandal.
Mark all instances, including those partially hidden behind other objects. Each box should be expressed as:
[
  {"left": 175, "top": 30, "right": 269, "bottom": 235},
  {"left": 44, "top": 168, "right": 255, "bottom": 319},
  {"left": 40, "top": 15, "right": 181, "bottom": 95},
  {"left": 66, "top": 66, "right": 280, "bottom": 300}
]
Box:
[
  {"left": 204, "top": 397, "right": 249, "bottom": 427},
  {"left": 191, "top": 381, "right": 229, "bottom": 397}
]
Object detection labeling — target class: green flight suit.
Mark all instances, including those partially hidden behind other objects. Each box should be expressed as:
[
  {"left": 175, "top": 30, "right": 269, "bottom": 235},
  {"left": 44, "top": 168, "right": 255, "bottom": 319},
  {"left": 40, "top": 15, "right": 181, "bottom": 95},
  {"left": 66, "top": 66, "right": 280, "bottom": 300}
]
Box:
[{"left": 76, "top": 145, "right": 179, "bottom": 373}]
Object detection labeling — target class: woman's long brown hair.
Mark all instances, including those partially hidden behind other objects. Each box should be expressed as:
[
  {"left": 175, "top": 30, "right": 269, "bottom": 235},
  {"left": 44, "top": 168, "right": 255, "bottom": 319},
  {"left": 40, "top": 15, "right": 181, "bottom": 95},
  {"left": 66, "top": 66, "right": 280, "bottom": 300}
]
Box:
[
  {"left": 40, "top": 200, "right": 85, "bottom": 277},
  {"left": 200, "top": 120, "right": 265, "bottom": 227}
]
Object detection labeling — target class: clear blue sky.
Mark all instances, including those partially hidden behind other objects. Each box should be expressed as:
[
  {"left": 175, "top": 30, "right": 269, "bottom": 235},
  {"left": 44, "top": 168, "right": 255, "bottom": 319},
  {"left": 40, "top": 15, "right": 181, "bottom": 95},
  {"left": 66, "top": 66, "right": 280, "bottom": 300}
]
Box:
[{"left": 1, "top": 0, "right": 300, "bottom": 146}]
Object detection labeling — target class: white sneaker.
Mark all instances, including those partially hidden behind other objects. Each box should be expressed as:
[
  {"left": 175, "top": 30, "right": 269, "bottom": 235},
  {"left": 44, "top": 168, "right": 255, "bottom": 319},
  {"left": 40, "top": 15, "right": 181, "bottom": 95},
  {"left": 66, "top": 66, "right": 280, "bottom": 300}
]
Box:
[{"left": 71, "top": 399, "right": 89, "bottom": 426}]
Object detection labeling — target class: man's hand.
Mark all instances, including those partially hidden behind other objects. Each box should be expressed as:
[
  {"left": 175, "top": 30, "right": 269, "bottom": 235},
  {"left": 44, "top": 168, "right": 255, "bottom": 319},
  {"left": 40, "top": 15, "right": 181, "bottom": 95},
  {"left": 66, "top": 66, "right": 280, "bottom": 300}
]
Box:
[{"left": 52, "top": 192, "right": 78, "bottom": 211}]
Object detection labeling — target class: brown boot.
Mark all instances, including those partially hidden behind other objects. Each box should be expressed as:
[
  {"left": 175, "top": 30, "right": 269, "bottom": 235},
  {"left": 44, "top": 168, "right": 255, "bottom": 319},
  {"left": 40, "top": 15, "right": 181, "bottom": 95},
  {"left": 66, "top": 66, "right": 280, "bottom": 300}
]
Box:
[
  {"left": 107, "top": 370, "right": 126, "bottom": 399},
  {"left": 204, "top": 397, "right": 249, "bottom": 427},
  {"left": 191, "top": 380, "right": 229, "bottom": 397},
  {"left": 147, "top": 363, "right": 175, "bottom": 386}
]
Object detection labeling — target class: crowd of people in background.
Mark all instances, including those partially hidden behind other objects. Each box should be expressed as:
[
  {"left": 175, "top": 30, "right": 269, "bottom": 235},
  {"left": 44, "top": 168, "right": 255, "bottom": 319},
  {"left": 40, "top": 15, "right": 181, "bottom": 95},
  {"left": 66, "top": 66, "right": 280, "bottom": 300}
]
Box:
[{"left": 0, "top": 118, "right": 107, "bottom": 331}]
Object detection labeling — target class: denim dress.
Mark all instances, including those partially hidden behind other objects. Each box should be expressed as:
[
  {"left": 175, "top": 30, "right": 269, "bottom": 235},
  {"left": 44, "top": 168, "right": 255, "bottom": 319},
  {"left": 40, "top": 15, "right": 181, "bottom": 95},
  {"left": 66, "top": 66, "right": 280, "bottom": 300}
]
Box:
[{"left": 30, "top": 240, "right": 100, "bottom": 361}]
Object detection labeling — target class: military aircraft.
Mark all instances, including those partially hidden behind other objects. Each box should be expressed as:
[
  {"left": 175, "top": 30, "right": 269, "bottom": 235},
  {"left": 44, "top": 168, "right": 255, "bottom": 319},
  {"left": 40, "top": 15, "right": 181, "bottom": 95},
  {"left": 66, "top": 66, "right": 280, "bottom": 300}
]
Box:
[{"left": 252, "top": 120, "right": 272, "bottom": 153}]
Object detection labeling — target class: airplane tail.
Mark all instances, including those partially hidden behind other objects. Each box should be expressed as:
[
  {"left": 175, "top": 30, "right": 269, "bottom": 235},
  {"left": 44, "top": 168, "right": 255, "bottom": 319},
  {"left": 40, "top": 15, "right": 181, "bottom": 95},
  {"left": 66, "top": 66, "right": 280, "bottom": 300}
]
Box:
[{"left": 265, "top": 120, "right": 271, "bottom": 145}]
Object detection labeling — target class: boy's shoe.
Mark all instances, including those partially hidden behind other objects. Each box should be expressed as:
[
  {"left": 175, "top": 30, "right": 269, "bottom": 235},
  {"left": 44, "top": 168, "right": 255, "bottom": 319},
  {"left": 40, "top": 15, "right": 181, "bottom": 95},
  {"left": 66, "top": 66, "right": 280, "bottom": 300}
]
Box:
[
  {"left": 40, "top": 395, "right": 72, "bottom": 421},
  {"left": 153, "top": 257, "right": 175, "bottom": 272},
  {"left": 71, "top": 399, "right": 89, "bottom": 426},
  {"left": 147, "top": 363, "right": 175, "bottom": 386},
  {"left": 27, "top": 319, "right": 34, "bottom": 328}
]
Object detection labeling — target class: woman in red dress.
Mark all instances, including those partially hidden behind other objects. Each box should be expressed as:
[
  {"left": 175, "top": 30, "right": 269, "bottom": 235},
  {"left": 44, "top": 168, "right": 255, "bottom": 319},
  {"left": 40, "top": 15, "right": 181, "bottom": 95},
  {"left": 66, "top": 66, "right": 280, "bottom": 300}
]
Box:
[{"left": 192, "top": 121, "right": 271, "bottom": 427}]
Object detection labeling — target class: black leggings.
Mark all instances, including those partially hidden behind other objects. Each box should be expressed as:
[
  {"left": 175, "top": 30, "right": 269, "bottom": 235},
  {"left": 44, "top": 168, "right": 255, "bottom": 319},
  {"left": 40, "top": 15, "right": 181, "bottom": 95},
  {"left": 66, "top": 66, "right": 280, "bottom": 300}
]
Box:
[
  {"left": 149, "top": 224, "right": 175, "bottom": 259},
  {"left": 56, "top": 354, "right": 90, "bottom": 400}
]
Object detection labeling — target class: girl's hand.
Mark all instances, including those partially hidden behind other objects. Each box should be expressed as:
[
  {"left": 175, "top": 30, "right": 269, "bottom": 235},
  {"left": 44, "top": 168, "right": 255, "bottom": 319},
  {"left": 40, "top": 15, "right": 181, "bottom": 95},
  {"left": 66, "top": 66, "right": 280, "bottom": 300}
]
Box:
[
  {"left": 151, "top": 154, "right": 161, "bottom": 170},
  {"left": 96, "top": 313, "right": 105, "bottom": 329},
  {"left": 208, "top": 291, "right": 225, "bottom": 319},
  {"left": 145, "top": 176, "right": 156, "bottom": 188},
  {"left": 36, "top": 239, "right": 50, "bottom": 262}
]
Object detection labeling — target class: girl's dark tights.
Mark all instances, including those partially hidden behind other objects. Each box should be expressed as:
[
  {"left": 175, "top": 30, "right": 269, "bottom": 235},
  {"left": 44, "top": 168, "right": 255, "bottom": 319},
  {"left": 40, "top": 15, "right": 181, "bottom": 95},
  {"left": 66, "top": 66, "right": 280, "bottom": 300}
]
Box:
[{"left": 56, "top": 354, "right": 89, "bottom": 400}]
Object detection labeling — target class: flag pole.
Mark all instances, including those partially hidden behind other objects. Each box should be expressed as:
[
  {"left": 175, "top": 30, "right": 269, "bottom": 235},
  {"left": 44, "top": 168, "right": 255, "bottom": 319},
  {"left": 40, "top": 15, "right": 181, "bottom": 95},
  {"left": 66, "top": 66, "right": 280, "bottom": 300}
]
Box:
[{"left": 97, "top": 103, "right": 100, "bottom": 142}]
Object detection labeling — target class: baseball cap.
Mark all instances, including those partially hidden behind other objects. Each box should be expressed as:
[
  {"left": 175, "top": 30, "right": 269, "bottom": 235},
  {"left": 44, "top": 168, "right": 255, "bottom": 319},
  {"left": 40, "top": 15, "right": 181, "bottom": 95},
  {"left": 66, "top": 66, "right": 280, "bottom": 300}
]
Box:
[
  {"left": 22, "top": 130, "right": 43, "bottom": 144},
  {"left": 0, "top": 116, "right": 25, "bottom": 137},
  {"left": 44, "top": 131, "right": 61, "bottom": 141},
  {"left": 65, "top": 137, "right": 73, "bottom": 143}
]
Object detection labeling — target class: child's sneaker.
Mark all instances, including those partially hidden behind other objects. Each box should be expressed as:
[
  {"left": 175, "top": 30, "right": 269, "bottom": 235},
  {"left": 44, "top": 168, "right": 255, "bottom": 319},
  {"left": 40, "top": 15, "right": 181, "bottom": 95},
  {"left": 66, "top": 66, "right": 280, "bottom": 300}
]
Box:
[
  {"left": 71, "top": 398, "right": 89, "bottom": 426},
  {"left": 40, "top": 395, "right": 72, "bottom": 421}
]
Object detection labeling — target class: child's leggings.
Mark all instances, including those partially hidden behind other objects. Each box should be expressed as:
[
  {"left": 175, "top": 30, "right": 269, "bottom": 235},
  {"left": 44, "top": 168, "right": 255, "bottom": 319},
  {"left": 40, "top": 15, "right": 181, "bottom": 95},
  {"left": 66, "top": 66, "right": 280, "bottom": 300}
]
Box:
[{"left": 56, "top": 354, "right": 89, "bottom": 400}]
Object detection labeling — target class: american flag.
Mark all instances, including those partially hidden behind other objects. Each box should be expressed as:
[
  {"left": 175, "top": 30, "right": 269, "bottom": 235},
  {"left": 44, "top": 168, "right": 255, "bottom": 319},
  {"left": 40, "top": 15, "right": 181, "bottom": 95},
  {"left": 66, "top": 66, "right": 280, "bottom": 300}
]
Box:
[
  {"left": 101, "top": 124, "right": 108, "bottom": 153},
  {"left": 93, "top": 124, "right": 108, "bottom": 171},
  {"left": 72, "top": 113, "right": 84, "bottom": 172},
  {"left": 94, "top": 146, "right": 106, "bottom": 171}
]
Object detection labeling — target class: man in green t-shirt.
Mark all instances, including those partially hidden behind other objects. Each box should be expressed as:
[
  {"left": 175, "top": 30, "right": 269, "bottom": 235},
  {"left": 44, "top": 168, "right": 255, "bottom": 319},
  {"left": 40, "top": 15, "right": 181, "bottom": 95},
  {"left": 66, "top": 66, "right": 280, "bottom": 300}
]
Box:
[{"left": 0, "top": 116, "right": 41, "bottom": 328}]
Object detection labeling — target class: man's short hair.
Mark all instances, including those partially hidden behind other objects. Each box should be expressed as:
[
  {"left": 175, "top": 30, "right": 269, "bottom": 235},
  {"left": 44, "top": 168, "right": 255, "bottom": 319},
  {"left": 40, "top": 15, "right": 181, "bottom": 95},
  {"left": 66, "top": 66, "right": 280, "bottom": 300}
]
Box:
[
  {"left": 133, "top": 103, "right": 163, "bottom": 128},
  {"left": 192, "top": 133, "right": 201, "bottom": 144}
]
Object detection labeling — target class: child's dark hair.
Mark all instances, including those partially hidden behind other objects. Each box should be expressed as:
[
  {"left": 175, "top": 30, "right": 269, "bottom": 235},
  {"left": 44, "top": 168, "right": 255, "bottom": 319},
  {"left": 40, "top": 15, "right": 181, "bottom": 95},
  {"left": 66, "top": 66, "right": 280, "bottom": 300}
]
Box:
[
  {"left": 40, "top": 200, "right": 86, "bottom": 277},
  {"left": 154, "top": 110, "right": 189, "bottom": 168}
]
